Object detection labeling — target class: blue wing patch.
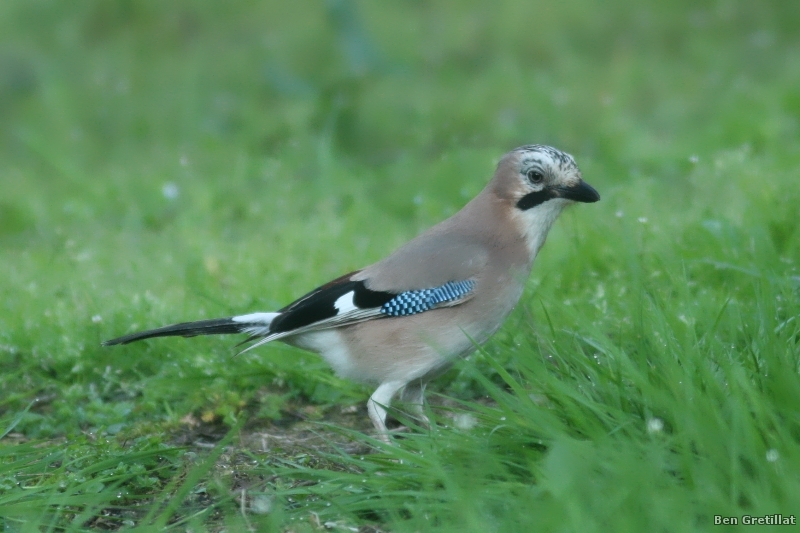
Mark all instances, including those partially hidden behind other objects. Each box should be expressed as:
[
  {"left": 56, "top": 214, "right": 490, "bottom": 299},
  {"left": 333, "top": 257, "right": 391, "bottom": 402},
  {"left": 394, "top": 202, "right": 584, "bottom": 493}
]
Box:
[{"left": 380, "top": 280, "right": 475, "bottom": 317}]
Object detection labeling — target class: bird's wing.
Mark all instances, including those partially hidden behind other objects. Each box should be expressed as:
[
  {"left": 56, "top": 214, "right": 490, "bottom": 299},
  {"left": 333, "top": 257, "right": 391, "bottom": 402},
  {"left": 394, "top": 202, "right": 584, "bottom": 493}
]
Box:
[
  {"left": 353, "top": 234, "right": 490, "bottom": 292},
  {"left": 237, "top": 270, "right": 478, "bottom": 354}
]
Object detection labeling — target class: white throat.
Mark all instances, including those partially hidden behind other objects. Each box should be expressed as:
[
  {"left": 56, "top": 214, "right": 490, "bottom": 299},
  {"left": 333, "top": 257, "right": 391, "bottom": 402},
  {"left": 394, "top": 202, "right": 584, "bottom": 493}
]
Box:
[{"left": 515, "top": 198, "right": 570, "bottom": 259}]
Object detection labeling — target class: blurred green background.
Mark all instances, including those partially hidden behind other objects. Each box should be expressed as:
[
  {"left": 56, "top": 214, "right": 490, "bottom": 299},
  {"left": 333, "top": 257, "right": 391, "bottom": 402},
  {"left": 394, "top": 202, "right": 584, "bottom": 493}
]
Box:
[{"left": 1, "top": 0, "right": 799, "bottom": 531}]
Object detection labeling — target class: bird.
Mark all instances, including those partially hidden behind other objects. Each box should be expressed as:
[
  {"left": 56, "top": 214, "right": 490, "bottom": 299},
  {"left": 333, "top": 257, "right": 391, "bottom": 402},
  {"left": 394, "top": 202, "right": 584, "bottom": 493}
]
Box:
[{"left": 103, "top": 145, "right": 600, "bottom": 443}]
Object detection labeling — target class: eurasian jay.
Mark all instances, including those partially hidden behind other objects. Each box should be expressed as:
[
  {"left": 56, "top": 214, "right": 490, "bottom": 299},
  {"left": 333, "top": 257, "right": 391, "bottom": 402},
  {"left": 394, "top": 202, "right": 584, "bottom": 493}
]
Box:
[{"left": 104, "top": 145, "right": 600, "bottom": 442}]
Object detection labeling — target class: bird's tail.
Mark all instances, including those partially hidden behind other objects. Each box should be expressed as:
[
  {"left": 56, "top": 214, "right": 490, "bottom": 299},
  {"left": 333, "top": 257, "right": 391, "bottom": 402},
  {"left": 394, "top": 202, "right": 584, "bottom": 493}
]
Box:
[{"left": 102, "top": 312, "right": 279, "bottom": 346}]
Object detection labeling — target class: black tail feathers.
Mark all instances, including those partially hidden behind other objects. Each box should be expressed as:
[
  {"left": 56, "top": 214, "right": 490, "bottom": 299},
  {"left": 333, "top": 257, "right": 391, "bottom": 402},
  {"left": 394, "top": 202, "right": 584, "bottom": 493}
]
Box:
[{"left": 102, "top": 318, "right": 243, "bottom": 346}]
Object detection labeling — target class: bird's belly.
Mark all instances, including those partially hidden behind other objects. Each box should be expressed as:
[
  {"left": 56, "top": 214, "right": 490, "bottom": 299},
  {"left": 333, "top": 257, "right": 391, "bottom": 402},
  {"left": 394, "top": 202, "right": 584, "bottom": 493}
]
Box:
[
  {"left": 339, "top": 306, "right": 504, "bottom": 384},
  {"left": 286, "top": 315, "right": 477, "bottom": 385}
]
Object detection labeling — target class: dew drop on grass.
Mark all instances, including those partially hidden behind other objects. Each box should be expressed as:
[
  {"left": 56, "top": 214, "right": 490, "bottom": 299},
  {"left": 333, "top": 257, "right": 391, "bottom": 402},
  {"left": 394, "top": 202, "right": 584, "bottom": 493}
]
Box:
[
  {"left": 766, "top": 449, "right": 779, "bottom": 462},
  {"left": 647, "top": 417, "right": 664, "bottom": 434},
  {"left": 162, "top": 182, "right": 179, "bottom": 200}
]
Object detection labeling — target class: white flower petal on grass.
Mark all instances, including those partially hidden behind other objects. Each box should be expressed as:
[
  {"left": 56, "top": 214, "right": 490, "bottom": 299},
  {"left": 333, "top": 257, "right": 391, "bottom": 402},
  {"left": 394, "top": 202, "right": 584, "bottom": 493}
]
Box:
[{"left": 453, "top": 413, "right": 478, "bottom": 430}]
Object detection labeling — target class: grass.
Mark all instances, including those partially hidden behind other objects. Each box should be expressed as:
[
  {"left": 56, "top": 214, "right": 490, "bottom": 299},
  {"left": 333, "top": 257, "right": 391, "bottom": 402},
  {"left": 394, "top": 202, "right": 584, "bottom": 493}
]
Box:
[{"left": 1, "top": 0, "right": 799, "bottom": 531}]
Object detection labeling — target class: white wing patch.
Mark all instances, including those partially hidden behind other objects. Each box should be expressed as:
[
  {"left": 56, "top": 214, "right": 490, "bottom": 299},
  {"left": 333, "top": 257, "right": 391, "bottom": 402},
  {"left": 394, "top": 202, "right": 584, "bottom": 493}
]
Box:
[{"left": 333, "top": 291, "right": 358, "bottom": 314}]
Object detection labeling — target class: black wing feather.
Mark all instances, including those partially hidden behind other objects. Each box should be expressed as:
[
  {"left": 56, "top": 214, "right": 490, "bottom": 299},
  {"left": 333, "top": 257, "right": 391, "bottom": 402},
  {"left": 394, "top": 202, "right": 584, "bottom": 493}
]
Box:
[{"left": 270, "top": 273, "right": 394, "bottom": 334}]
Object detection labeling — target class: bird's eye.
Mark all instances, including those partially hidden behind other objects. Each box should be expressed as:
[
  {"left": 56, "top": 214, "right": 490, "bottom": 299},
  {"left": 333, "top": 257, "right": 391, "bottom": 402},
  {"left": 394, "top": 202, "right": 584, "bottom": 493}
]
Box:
[{"left": 526, "top": 169, "right": 544, "bottom": 184}]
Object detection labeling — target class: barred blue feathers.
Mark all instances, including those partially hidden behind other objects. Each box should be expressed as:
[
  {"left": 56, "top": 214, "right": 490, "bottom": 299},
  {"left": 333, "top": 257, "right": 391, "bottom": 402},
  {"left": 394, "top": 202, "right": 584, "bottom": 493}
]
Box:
[{"left": 380, "top": 280, "right": 475, "bottom": 317}]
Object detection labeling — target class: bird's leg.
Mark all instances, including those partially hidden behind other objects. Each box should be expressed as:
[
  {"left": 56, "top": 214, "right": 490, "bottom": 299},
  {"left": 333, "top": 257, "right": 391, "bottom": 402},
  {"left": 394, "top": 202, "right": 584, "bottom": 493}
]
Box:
[
  {"left": 400, "top": 381, "right": 430, "bottom": 429},
  {"left": 367, "top": 381, "right": 406, "bottom": 444}
]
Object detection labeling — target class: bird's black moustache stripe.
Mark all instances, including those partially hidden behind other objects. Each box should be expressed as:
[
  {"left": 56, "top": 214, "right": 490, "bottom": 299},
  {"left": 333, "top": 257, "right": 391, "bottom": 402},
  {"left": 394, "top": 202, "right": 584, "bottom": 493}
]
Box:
[{"left": 516, "top": 189, "right": 555, "bottom": 211}]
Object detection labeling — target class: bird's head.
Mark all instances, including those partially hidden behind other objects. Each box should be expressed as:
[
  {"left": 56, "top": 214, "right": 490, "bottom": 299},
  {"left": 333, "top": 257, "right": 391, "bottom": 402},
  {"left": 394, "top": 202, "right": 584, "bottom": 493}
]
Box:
[
  {"left": 498, "top": 144, "right": 600, "bottom": 210},
  {"left": 490, "top": 144, "right": 600, "bottom": 254}
]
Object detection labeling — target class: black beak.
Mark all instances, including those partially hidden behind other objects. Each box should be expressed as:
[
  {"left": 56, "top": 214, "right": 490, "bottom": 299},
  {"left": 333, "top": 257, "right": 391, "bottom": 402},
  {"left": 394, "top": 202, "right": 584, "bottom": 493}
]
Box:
[{"left": 556, "top": 180, "right": 600, "bottom": 203}]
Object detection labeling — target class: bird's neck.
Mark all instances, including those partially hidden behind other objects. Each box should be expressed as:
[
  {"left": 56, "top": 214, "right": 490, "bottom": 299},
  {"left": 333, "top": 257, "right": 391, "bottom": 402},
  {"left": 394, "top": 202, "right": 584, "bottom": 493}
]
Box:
[
  {"left": 446, "top": 190, "right": 553, "bottom": 268},
  {"left": 479, "top": 190, "right": 568, "bottom": 266}
]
